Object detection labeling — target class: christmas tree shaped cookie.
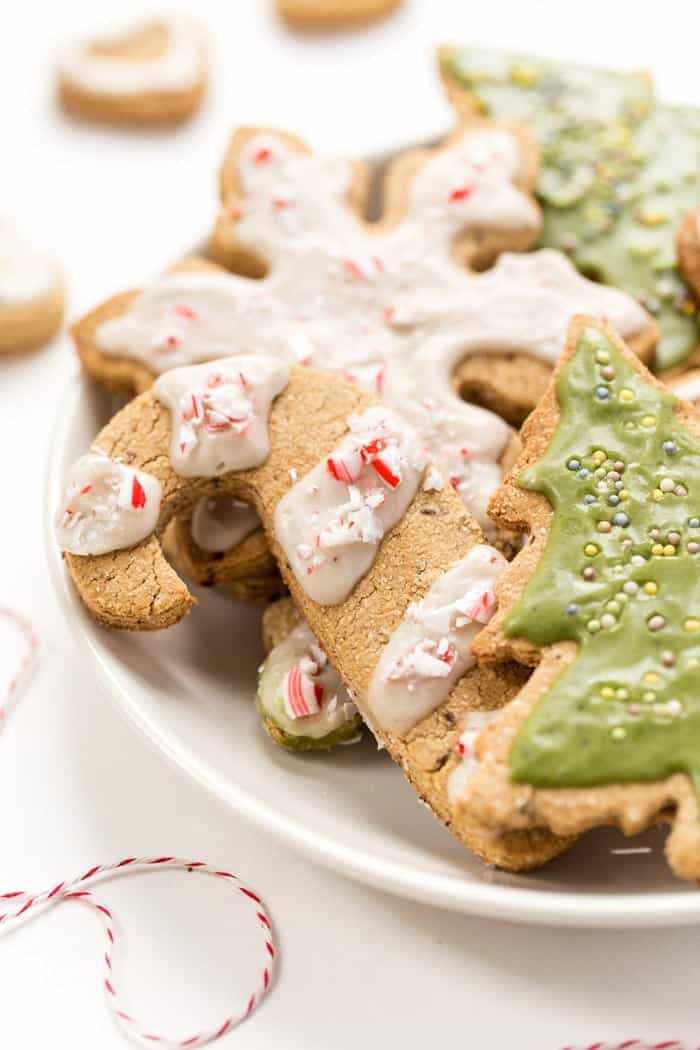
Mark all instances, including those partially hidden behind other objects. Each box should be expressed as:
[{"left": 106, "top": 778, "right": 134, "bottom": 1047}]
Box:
[
  {"left": 440, "top": 47, "right": 700, "bottom": 373},
  {"left": 454, "top": 315, "right": 700, "bottom": 882}
]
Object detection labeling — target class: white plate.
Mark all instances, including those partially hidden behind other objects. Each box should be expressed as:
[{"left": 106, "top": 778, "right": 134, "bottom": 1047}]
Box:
[{"left": 46, "top": 370, "right": 700, "bottom": 928}]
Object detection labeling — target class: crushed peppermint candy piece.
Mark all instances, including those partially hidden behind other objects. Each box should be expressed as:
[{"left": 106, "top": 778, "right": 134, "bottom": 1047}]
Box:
[
  {"left": 386, "top": 637, "right": 457, "bottom": 685},
  {"left": 282, "top": 665, "right": 323, "bottom": 719}
]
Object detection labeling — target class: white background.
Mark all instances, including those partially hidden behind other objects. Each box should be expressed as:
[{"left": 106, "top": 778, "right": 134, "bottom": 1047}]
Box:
[{"left": 2, "top": 1, "right": 700, "bottom": 1047}]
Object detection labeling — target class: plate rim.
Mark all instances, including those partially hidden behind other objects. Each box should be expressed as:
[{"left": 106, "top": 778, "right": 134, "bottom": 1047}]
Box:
[{"left": 46, "top": 365, "right": 700, "bottom": 931}]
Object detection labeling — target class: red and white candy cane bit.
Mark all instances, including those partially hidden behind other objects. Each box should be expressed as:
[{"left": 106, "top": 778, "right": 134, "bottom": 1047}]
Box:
[
  {"left": 0, "top": 607, "right": 39, "bottom": 722},
  {"left": 0, "top": 856, "right": 276, "bottom": 1049}
]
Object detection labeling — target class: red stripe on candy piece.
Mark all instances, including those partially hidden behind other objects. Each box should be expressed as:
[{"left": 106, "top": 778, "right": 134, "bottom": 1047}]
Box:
[
  {"left": 240, "top": 887, "right": 261, "bottom": 903},
  {"left": 448, "top": 183, "right": 475, "bottom": 203},
  {"left": 370, "top": 457, "right": 400, "bottom": 489},
  {"left": 131, "top": 477, "right": 147, "bottom": 510},
  {"left": 253, "top": 147, "right": 271, "bottom": 163}
]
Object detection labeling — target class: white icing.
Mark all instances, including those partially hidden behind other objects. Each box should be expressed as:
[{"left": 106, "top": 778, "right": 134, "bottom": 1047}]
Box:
[
  {"left": 366, "top": 544, "right": 506, "bottom": 733},
  {"left": 275, "top": 407, "right": 420, "bottom": 604},
  {"left": 672, "top": 372, "right": 700, "bottom": 404},
  {"left": 0, "top": 220, "right": 60, "bottom": 305},
  {"left": 55, "top": 450, "right": 161, "bottom": 556},
  {"left": 153, "top": 356, "right": 288, "bottom": 478},
  {"left": 191, "top": 497, "right": 260, "bottom": 553},
  {"left": 95, "top": 130, "right": 648, "bottom": 527},
  {"left": 57, "top": 15, "right": 205, "bottom": 96},
  {"left": 447, "top": 709, "right": 498, "bottom": 805}
]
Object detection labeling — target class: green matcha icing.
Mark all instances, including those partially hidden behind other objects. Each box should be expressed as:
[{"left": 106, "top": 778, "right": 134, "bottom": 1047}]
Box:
[
  {"left": 503, "top": 326, "right": 700, "bottom": 791},
  {"left": 442, "top": 48, "right": 700, "bottom": 371}
]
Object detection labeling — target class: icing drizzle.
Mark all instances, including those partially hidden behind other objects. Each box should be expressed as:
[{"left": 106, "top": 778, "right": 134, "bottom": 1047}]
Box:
[
  {"left": 153, "top": 356, "right": 289, "bottom": 478},
  {"left": 366, "top": 543, "right": 505, "bottom": 733},
  {"left": 275, "top": 407, "right": 420, "bottom": 604},
  {"left": 55, "top": 450, "right": 161, "bottom": 556}
]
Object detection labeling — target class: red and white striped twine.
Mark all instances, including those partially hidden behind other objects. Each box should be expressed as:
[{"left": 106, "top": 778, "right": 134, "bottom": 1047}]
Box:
[
  {"left": 0, "top": 612, "right": 694, "bottom": 1048},
  {"left": 0, "top": 855, "right": 275, "bottom": 1047},
  {"left": 562, "top": 1042, "right": 699, "bottom": 1049},
  {"left": 0, "top": 606, "right": 39, "bottom": 722}
]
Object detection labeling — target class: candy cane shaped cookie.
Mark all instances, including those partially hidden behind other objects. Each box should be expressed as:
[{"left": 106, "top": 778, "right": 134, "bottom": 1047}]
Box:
[
  {"left": 57, "top": 14, "right": 207, "bottom": 126},
  {"left": 55, "top": 362, "right": 572, "bottom": 869},
  {"left": 0, "top": 220, "right": 63, "bottom": 355},
  {"left": 453, "top": 316, "right": 700, "bottom": 884}
]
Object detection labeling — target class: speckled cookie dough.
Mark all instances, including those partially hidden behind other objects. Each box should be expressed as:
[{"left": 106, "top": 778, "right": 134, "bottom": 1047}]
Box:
[{"left": 456, "top": 315, "right": 700, "bottom": 884}]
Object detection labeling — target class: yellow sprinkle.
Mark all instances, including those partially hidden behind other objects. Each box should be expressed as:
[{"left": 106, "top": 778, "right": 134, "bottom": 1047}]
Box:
[
  {"left": 641, "top": 416, "right": 656, "bottom": 429},
  {"left": 619, "top": 388, "right": 635, "bottom": 402},
  {"left": 651, "top": 543, "right": 665, "bottom": 555},
  {"left": 638, "top": 209, "right": 668, "bottom": 227},
  {"left": 584, "top": 543, "right": 599, "bottom": 557},
  {"left": 652, "top": 490, "right": 663, "bottom": 502},
  {"left": 619, "top": 489, "right": 629, "bottom": 501},
  {"left": 600, "top": 686, "right": 615, "bottom": 700},
  {"left": 643, "top": 581, "right": 658, "bottom": 595},
  {"left": 592, "top": 450, "right": 606, "bottom": 465},
  {"left": 685, "top": 618, "right": 700, "bottom": 633},
  {"left": 663, "top": 544, "right": 676, "bottom": 557},
  {"left": 510, "top": 63, "right": 539, "bottom": 87},
  {"left": 643, "top": 672, "right": 660, "bottom": 685}
]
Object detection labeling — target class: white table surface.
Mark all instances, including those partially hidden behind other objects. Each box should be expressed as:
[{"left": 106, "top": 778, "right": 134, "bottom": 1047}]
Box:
[{"left": 2, "top": 2, "right": 700, "bottom": 1046}]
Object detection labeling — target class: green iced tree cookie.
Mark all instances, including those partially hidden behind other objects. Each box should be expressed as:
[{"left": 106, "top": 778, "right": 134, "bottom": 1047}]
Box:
[
  {"left": 502, "top": 323, "right": 700, "bottom": 791},
  {"left": 441, "top": 47, "right": 700, "bottom": 371}
]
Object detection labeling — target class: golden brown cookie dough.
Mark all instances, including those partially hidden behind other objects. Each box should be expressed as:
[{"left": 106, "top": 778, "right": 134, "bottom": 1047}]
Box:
[
  {"left": 57, "top": 16, "right": 207, "bottom": 127},
  {"left": 458, "top": 316, "right": 700, "bottom": 883},
  {"left": 162, "top": 513, "right": 285, "bottom": 604},
  {"left": 276, "top": 0, "right": 402, "bottom": 28},
  {"left": 59, "top": 365, "right": 570, "bottom": 869}
]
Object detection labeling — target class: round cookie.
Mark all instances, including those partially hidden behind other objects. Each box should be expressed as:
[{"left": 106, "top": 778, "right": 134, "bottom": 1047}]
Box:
[
  {"left": 57, "top": 15, "right": 207, "bottom": 126},
  {"left": 0, "top": 221, "right": 63, "bottom": 355}
]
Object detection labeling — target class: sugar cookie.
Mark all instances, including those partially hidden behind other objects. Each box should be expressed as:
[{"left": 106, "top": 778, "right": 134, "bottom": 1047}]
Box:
[
  {"left": 0, "top": 220, "right": 63, "bottom": 355},
  {"left": 57, "top": 15, "right": 207, "bottom": 126}
]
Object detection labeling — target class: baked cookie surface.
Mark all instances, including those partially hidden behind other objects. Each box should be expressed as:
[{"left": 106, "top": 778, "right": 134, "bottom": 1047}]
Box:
[{"left": 276, "top": 0, "right": 401, "bottom": 26}]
